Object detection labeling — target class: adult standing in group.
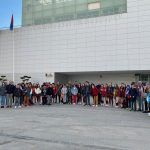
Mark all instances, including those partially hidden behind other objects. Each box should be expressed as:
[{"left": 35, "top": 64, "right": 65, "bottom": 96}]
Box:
[
  {"left": 46, "top": 84, "right": 54, "bottom": 105},
  {"left": 0, "top": 82, "right": 6, "bottom": 108},
  {"left": 35, "top": 84, "right": 41, "bottom": 104},
  {"left": 84, "top": 81, "right": 91, "bottom": 106},
  {"left": 6, "top": 81, "right": 15, "bottom": 108},
  {"left": 14, "top": 84, "right": 22, "bottom": 108},
  {"left": 129, "top": 83, "right": 138, "bottom": 111},
  {"left": 71, "top": 84, "right": 78, "bottom": 105},
  {"left": 96, "top": 81, "right": 101, "bottom": 105},
  {"left": 137, "top": 81, "right": 144, "bottom": 111},
  {"left": 100, "top": 84, "right": 107, "bottom": 106},
  {"left": 23, "top": 84, "right": 31, "bottom": 107},
  {"left": 61, "top": 84, "right": 67, "bottom": 104},
  {"left": 91, "top": 84, "right": 99, "bottom": 107}
]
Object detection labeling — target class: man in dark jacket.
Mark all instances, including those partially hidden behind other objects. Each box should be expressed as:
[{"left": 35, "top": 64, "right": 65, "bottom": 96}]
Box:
[
  {"left": 0, "top": 82, "right": 6, "bottom": 108},
  {"left": 129, "top": 83, "right": 138, "bottom": 111},
  {"left": 46, "top": 84, "right": 54, "bottom": 105},
  {"left": 6, "top": 81, "right": 15, "bottom": 108},
  {"left": 84, "top": 81, "right": 91, "bottom": 106},
  {"left": 14, "top": 84, "right": 22, "bottom": 108}
]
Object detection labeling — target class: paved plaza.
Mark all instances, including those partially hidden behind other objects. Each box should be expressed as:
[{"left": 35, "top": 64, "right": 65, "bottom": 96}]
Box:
[{"left": 0, "top": 105, "right": 149, "bottom": 150}]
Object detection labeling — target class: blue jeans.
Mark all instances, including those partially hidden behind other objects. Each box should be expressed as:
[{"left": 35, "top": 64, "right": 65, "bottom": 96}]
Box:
[
  {"left": 130, "top": 98, "right": 136, "bottom": 111},
  {"left": 14, "top": 97, "right": 20, "bottom": 107},
  {"left": 85, "top": 94, "right": 90, "bottom": 105},
  {"left": 0, "top": 95, "right": 6, "bottom": 106}
]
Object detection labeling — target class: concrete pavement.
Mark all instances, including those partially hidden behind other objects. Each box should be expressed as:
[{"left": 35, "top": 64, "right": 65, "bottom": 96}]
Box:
[{"left": 0, "top": 105, "right": 149, "bottom": 150}]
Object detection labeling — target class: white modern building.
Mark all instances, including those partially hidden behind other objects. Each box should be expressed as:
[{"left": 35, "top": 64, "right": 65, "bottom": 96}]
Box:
[{"left": 0, "top": 0, "right": 150, "bottom": 84}]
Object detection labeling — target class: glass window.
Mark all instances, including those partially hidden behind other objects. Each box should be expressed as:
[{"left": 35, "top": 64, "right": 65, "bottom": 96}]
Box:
[{"left": 22, "top": 0, "right": 127, "bottom": 26}]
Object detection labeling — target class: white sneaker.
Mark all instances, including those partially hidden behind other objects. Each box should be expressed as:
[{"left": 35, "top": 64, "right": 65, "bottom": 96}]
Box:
[
  {"left": 18, "top": 106, "right": 22, "bottom": 108},
  {"left": 96, "top": 105, "right": 98, "bottom": 107},
  {"left": 14, "top": 106, "right": 17, "bottom": 109}
]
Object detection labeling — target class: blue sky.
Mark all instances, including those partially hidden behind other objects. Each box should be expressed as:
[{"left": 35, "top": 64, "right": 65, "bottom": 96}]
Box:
[{"left": 0, "top": 0, "right": 22, "bottom": 29}]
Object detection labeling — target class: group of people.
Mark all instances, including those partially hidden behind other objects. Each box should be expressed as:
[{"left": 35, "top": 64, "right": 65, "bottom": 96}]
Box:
[{"left": 0, "top": 81, "right": 150, "bottom": 113}]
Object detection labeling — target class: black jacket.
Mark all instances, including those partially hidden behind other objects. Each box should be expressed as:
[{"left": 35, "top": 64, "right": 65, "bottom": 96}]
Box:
[
  {"left": 46, "top": 87, "right": 54, "bottom": 96},
  {"left": 14, "top": 88, "right": 22, "bottom": 97},
  {"left": 6, "top": 84, "right": 15, "bottom": 94}
]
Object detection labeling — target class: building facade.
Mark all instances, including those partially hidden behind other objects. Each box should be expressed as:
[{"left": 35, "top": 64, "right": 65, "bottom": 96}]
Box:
[{"left": 0, "top": 0, "right": 150, "bottom": 84}]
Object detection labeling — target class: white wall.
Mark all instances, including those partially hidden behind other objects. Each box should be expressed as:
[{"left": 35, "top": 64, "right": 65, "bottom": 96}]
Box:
[{"left": 0, "top": 0, "right": 150, "bottom": 83}]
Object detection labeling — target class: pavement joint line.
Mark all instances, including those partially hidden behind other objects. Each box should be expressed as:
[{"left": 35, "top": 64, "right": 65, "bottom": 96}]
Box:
[{"left": 0, "top": 133, "right": 127, "bottom": 150}]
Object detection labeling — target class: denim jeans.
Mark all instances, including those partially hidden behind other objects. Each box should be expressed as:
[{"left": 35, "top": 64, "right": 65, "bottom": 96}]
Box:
[
  {"left": 137, "top": 96, "right": 142, "bottom": 110},
  {"left": 14, "top": 97, "right": 20, "bottom": 107},
  {"left": 85, "top": 94, "right": 90, "bottom": 105},
  {"left": 6, "top": 94, "right": 13, "bottom": 106},
  {"left": 0, "top": 95, "right": 6, "bottom": 106},
  {"left": 130, "top": 98, "right": 136, "bottom": 111}
]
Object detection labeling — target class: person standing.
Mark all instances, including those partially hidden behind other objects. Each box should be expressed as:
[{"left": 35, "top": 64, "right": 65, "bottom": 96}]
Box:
[
  {"left": 0, "top": 82, "right": 6, "bottom": 108},
  {"left": 46, "top": 84, "right": 54, "bottom": 105},
  {"left": 23, "top": 84, "right": 31, "bottom": 107},
  {"left": 6, "top": 81, "right": 15, "bottom": 108},
  {"left": 91, "top": 84, "right": 99, "bottom": 107},
  {"left": 61, "top": 84, "right": 68, "bottom": 104},
  {"left": 129, "top": 83, "right": 138, "bottom": 111},
  {"left": 137, "top": 81, "right": 144, "bottom": 111},
  {"left": 35, "top": 84, "right": 41, "bottom": 104},
  {"left": 71, "top": 84, "right": 78, "bottom": 105},
  {"left": 14, "top": 84, "right": 22, "bottom": 108},
  {"left": 100, "top": 84, "right": 107, "bottom": 106},
  {"left": 125, "top": 85, "right": 131, "bottom": 109},
  {"left": 84, "top": 81, "right": 91, "bottom": 106},
  {"left": 96, "top": 82, "right": 101, "bottom": 105},
  {"left": 81, "top": 83, "right": 86, "bottom": 105}
]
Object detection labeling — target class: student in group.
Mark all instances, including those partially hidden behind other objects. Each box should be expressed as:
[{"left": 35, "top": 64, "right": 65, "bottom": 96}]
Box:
[
  {"left": 41, "top": 85, "right": 47, "bottom": 105},
  {"left": 113, "top": 84, "right": 120, "bottom": 107},
  {"left": 14, "top": 84, "right": 22, "bottom": 108},
  {"left": 52, "top": 83, "right": 57, "bottom": 103},
  {"left": 96, "top": 81, "right": 101, "bottom": 105},
  {"left": 119, "top": 83, "right": 126, "bottom": 108},
  {"left": 6, "top": 81, "right": 15, "bottom": 108},
  {"left": 91, "top": 84, "right": 99, "bottom": 107},
  {"left": 100, "top": 84, "right": 107, "bottom": 106},
  {"left": 0, "top": 82, "right": 6, "bottom": 108},
  {"left": 46, "top": 84, "right": 54, "bottom": 105},
  {"left": 66, "top": 84, "right": 72, "bottom": 104},
  {"left": 71, "top": 84, "right": 78, "bottom": 105},
  {"left": 145, "top": 83, "right": 150, "bottom": 113},
  {"left": 57, "top": 84, "right": 63, "bottom": 103},
  {"left": 81, "top": 83, "right": 86, "bottom": 105},
  {"left": 23, "top": 84, "right": 31, "bottom": 107},
  {"left": 31, "top": 84, "right": 37, "bottom": 104},
  {"left": 108, "top": 83, "right": 114, "bottom": 107},
  {"left": 129, "top": 82, "right": 138, "bottom": 111},
  {"left": 61, "top": 84, "right": 68, "bottom": 104},
  {"left": 125, "top": 85, "right": 131, "bottom": 109},
  {"left": 35, "top": 84, "right": 41, "bottom": 104},
  {"left": 137, "top": 81, "right": 144, "bottom": 111},
  {"left": 84, "top": 81, "right": 91, "bottom": 106},
  {"left": 77, "top": 83, "right": 82, "bottom": 104}
]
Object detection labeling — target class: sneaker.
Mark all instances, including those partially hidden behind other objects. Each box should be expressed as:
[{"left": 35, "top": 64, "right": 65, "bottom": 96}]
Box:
[
  {"left": 18, "top": 106, "right": 22, "bottom": 108},
  {"left": 14, "top": 106, "right": 17, "bottom": 109},
  {"left": 96, "top": 105, "right": 98, "bottom": 107}
]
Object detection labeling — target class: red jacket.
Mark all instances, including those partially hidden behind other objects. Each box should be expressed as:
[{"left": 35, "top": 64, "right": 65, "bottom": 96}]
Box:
[
  {"left": 101, "top": 87, "right": 107, "bottom": 97},
  {"left": 91, "top": 87, "right": 99, "bottom": 96}
]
